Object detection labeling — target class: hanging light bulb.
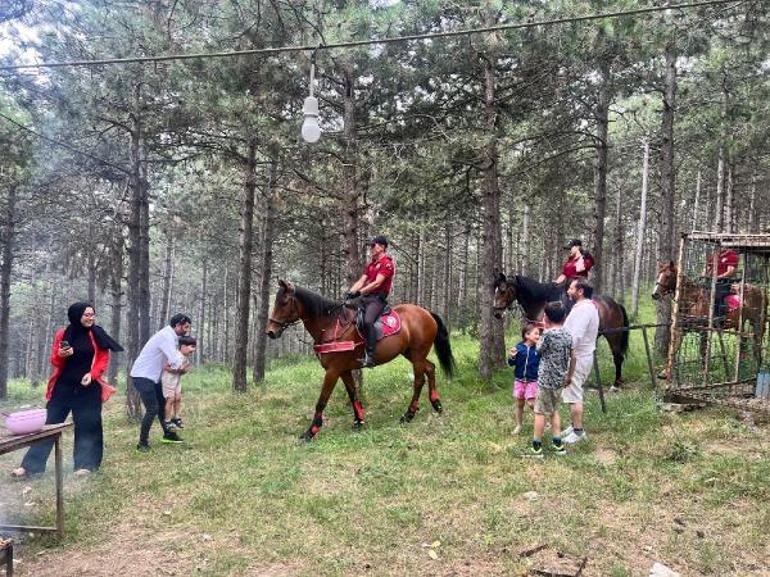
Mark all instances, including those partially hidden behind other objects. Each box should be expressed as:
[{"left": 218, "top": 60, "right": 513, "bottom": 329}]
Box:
[
  {"left": 301, "top": 51, "right": 321, "bottom": 144},
  {"left": 301, "top": 95, "right": 320, "bottom": 143}
]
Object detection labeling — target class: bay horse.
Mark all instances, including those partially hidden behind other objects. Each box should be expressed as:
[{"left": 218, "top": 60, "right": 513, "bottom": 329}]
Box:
[
  {"left": 493, "top": 273, "right": 629, "bottom": 387},
  {"left": 266, "top": 280, "right": 455, "bottom": 441},
  {"left": 652, "top": 261, "right": 766, "bottom": 364}
]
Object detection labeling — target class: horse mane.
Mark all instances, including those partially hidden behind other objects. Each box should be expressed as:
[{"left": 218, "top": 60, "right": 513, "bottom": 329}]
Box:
[
  {"left": 292, "top": 286, "right": 343, "bottom": 317},
  {"left": 514, "top": 274, "right": 558, "bottom": 303}
]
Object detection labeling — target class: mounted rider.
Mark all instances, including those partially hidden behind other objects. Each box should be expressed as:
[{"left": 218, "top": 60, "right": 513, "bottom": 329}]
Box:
[
  {"left": 554, "top": 239, "right": 594, "bottom": 310},
  {"left": 345, "top": 235, "right": 395, "bottom": 368}
]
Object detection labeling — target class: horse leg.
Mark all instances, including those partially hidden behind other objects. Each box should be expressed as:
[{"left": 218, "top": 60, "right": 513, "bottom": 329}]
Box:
[
  {"left": 340, "top": 371, "right": 366, "bottom": 431},
  {"left": 301, "top": 370, "right": 340, "bottom": 442},
  {"left": 424, "top": 359, "right": 442, "bottom": 413},
  {"left": 401, "top": 360, "right": 425, "bottom": 423},
  {"left": 605, "top": 334, "right": 624, "bottom": 387}
]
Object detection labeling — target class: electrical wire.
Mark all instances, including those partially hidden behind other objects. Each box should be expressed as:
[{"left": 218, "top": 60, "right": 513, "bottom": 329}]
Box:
[{"left": 0, "top": 0, "right": 744, "bottom": 72}]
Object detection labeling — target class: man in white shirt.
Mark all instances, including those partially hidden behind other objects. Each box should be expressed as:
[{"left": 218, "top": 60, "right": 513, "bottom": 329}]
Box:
[
  {"left": 562, "top": 278, "right": 599, "bottom": 444},
  {"left": 131, "top": 313, "right": 191, "bottom": 450}
]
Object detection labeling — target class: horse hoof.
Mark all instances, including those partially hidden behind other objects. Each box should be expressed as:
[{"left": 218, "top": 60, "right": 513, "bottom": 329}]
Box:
[
  {"left": 299, "top": 431, "right": 315, "bottom": 442},
  {"left": 400, "top": 411, "right": 416, "bottom": 424},
  {"left": 352, "top": 420, "right": 365, "bottom": 431},
  {"left": 431, "top": 400, "right": 443, "bottom": 413}
]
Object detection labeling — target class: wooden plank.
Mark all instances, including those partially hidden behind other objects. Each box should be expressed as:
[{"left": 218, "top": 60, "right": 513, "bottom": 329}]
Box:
[{"left": 0, "top": 423, "right": 72, "bottom": 455}]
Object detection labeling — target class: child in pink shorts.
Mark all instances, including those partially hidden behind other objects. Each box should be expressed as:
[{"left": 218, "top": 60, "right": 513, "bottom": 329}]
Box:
[{"left": 507, "top": 323, "right": 541, "bottom": 434}]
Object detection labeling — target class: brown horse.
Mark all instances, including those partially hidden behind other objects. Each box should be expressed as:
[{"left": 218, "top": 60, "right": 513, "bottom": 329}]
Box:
[
  {"left": 652, "top": 261, "right": 766, "bottom": 362},
  {"left": 266, "top": 280, "right": 455, "bottom": 441},
  {"left": 493, "top": 273, "right": 629, "bottom": 387}
]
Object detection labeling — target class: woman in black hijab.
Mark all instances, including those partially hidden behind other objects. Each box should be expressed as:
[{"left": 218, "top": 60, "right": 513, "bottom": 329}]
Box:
[{"left": 12, "top": 302, "right": 123, "bottom": 478}]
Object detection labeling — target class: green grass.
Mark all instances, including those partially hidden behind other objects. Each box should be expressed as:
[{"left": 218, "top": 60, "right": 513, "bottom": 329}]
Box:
[{"left": 1, "top": 332, "right": 768, "bottom": 576}]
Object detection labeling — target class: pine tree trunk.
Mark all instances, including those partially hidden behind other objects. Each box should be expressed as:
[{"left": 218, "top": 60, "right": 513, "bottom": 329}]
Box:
[
  {"left": 341, "top": 63, "right": 361, "bottom": 285},
  {"left": 233, "top": 139, "right": 257, "bottom": 393},
  {"left": 108, "top": 220, "right": 124, "bottom": 387},
  {"left": 0, "top": 184, "right": 17, "bottom": 399},
  {"left": 254, "top": 159, "right": 277, "bottom": 384},
  {"left": 748, "top": 172, "right": 758, "bottom": 233},
  {"left": 632, "top": 142, "right": 650, "bottom": 320},
  {"left": 125, "top": 86, "right": 146, "bottom": 419},
  {"left": 478, "top": 54, "right": 505, "bottom": 381},
  {"left": 592, "top": 60, "right": 611, "bottom": 294},
  {"left": 159, "top": 231, "right": 174, "bottom": 329},
  {"left": 655, "top": 38, "right": 677, "bottom": 355},
  {"left": 199, "top": 260, "right": 207, "bottom": 364}
]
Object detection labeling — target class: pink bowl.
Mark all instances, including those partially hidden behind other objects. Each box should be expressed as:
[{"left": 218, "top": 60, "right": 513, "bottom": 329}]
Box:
[{"left": 4, "top": 409, "right": 48, "bottom": 435}]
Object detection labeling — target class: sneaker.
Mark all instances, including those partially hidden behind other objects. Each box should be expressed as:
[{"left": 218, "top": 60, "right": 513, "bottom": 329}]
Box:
[
  {"left": 560, "top": 425, "right": 574, "bottom": 438},
  {"left": 551, "top": 442, "right": 567, "bottom": 455},
  {"left": 171, "top": 418, "right": 184, "bottom": 429},
  {"left": 525, "top": 446, "right": 544, "bottom": 458},
  {"left": 563, "top": 430, "right": 587, "bottom": 444},
  {"left": 74, "top": 468, "right": 92, "bottom": 478},
  {"left": 512, "top": 424, "right": 522, "bottom": 435},
  {"left": 162, "top": 431, "right": 184, "bottom": 444},
  {"left": 136, "top": 443, "right": 150, "bottom": 453},
  {"left": 10, "top": 467, "right": 27, "bottom": 479}
]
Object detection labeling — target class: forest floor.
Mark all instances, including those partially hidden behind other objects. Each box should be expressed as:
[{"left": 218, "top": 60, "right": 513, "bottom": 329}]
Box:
[{"left": 1, "top": 332, "right": 769, "bottom": 577}]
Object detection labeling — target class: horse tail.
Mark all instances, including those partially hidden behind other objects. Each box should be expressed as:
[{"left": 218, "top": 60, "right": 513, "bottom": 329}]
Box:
[
  {"left": 430, "top": 312, "right": 456, "bottom": 378},
  {"left": 619, "top": 302, "right": 630, "bottom": 357}
]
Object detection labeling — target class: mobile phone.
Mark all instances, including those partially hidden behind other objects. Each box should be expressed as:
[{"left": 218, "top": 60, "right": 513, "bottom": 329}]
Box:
[{"left": 60, "top": 340, "right": 70, "bottom": 349}]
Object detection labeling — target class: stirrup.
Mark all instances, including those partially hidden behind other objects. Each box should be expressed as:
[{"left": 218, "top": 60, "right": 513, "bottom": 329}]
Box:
[{"left": 358, "top": 353, "right": 376, "bottom": 368}]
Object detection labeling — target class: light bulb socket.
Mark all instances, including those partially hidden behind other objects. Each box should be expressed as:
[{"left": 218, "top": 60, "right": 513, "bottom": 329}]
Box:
[{"left": 302, "top": 96, "right": 319, "bottom": 117}]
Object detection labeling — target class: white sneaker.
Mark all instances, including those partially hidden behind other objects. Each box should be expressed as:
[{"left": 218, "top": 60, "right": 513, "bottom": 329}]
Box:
[
  {"left": 74, "top": 468, "right": 92, "bottom": 478},
  {"left": 560, "top": 425, "right": 574, "bottom": 438},
  {"left": 563, "top": 430, "right": 587, "bottom": 444},
  {"left": 512, "top": 425, "right": 522, "bottom": 435}
]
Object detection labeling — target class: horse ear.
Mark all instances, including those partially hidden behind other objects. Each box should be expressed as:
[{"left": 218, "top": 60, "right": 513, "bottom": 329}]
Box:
[
  {"left": 278, "top": 279, "right": 295, "bottom": 294},
  {"left": 669, "top": 260, "right": 675, "bottom": 268},
  {"left": 497, "top": 272, "right": 507, "bottom": 283}
]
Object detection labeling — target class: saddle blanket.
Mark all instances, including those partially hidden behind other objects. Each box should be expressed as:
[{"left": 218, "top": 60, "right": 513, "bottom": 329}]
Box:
[{"left": 313, "top": 311, "right": 402, "bottom": 354}]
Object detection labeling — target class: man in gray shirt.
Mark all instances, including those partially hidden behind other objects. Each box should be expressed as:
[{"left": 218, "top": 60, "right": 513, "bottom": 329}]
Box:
[{"left": 131, "top": 314, "right": 191, "bottom": 451}]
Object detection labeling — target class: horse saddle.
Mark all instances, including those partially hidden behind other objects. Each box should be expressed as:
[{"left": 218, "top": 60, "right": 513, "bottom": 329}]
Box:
[{"left": 356, "top": 306, "right": 402, "bottom": 341}]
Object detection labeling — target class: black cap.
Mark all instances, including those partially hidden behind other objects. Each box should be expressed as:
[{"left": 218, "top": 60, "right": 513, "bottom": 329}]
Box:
[
  {"left": 564, "top": 239, "right": 582, "bottom": 249},
  {"left": 367, "top": 235, "right": 388, "bottom": 248}
]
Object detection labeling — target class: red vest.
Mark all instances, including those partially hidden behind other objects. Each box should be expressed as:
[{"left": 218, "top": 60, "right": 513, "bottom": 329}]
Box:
[{"left": 46, "top": 328, "right": 116, "bottom": 403}]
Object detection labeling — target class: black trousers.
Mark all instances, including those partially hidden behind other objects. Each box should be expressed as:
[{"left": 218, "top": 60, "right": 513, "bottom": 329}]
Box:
[
  {"left": 360, "top": 294, "right": 386, "bottom": 354},
  {"left": 714, "top": 279, "right": 731, "bottom": 321},
  {"left": 133, "top": 377, "right": 168, "bottom": 445},
  {"left": 21, "top": 398, "right": 103, "bottom": 474}
]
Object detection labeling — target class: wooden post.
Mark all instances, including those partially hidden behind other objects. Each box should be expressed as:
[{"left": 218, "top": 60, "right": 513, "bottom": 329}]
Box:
[
  {"left": 54, "top": 435, "right": 64, "bottom": 537},
  {"left": 593, "top": 350, "right": 607, "bottom": 414},
  {"left": 665, "top": 234, "right": 688, "bottom": 387},
  {"left": 642, "top": 325, "right": 658, "bottom": 395}
]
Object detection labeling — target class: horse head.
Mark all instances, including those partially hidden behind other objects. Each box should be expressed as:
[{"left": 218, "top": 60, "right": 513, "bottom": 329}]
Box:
[
  {"left": 266, "top": 279, "right": 301, "bottom": 338},
  {"left": 493, "top": 273, "right": 517, "bottom": 318},
  {"left": 652, "top": 261, "right": 677, "bottom": 300}
]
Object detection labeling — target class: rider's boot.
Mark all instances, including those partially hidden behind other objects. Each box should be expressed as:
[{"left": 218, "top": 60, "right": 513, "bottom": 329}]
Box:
[{"left": 358, "top": 327, "right": 377, "bottom": 368}]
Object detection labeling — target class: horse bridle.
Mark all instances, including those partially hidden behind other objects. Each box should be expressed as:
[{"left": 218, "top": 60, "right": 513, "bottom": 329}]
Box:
[{"left": 268, "top": 293, "right": 302, "bottom": 330}]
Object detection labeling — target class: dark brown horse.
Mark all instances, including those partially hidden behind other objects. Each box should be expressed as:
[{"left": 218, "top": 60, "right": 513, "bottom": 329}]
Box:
[
  {"left": 493, "top": 273, "right": 629, "bottom": 387},
  {"left": 652, "top": 261, "right": 766, "bottom": 365},
  {"left": 266, "top": 280, "right": 455, "bottom": 440}
]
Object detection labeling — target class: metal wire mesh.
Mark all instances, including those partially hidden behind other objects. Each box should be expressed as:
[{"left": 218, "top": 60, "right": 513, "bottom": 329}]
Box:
[{"left": 668, "top": 233, "right": 770, "bottom": 415}]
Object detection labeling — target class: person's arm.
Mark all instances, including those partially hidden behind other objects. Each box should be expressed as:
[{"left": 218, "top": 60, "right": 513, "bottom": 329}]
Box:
[
  {"left": 89, "top": 346, "right": 110, "bottom": 382},
  {"left": 718, "top": 265, "right": 736, "bottom": 280},
  {"left": 361, "top": 273, "right": 386, "bottom": 295},
  {"left": 554, "top": 273, "right": 566, "bottom": 284},
  {"left": 348, "top": 273, "right": 368, "bottom": 294},
  {"left": 159, "top": 332, "right": 184, "bottom": 371},
  {"left": 50, "top": 329, "right": 70, "bottom": 368},
  {"left": 564, "top": 350, "right": 576, "bottom": 387}
]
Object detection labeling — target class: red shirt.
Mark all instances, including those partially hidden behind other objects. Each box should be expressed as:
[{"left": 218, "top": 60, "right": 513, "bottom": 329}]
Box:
[
  {"left": 46, "top": 328, "right": 115, "bottom": 403},
  {"left": 705, "top": 249, "right": 739, "bottom": 277},
  {"left": 562, "top": 253, "right": 593, "bottom": 279},
  {"left": 365, "top": 254, "right": 395, "bottom": 296}
]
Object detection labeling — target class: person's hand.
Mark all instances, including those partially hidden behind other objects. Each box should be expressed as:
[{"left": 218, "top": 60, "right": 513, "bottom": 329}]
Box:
[
  {"left": 509, "top": 348, "right": 518, "bottom": 357},
  {"left": 81, "top": 373, "right": 92, "bottom": 386},
  {"left": 345, "top": 290, "right": 361, "bottom": 301},
  {"left": 58, "top": 346, "right": 73, "bottom": 358}
]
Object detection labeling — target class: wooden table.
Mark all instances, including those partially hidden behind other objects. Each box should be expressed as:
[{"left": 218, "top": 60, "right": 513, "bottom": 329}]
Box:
[{"left": 0, "top": 423, "right": 73, "bottom": 538}]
